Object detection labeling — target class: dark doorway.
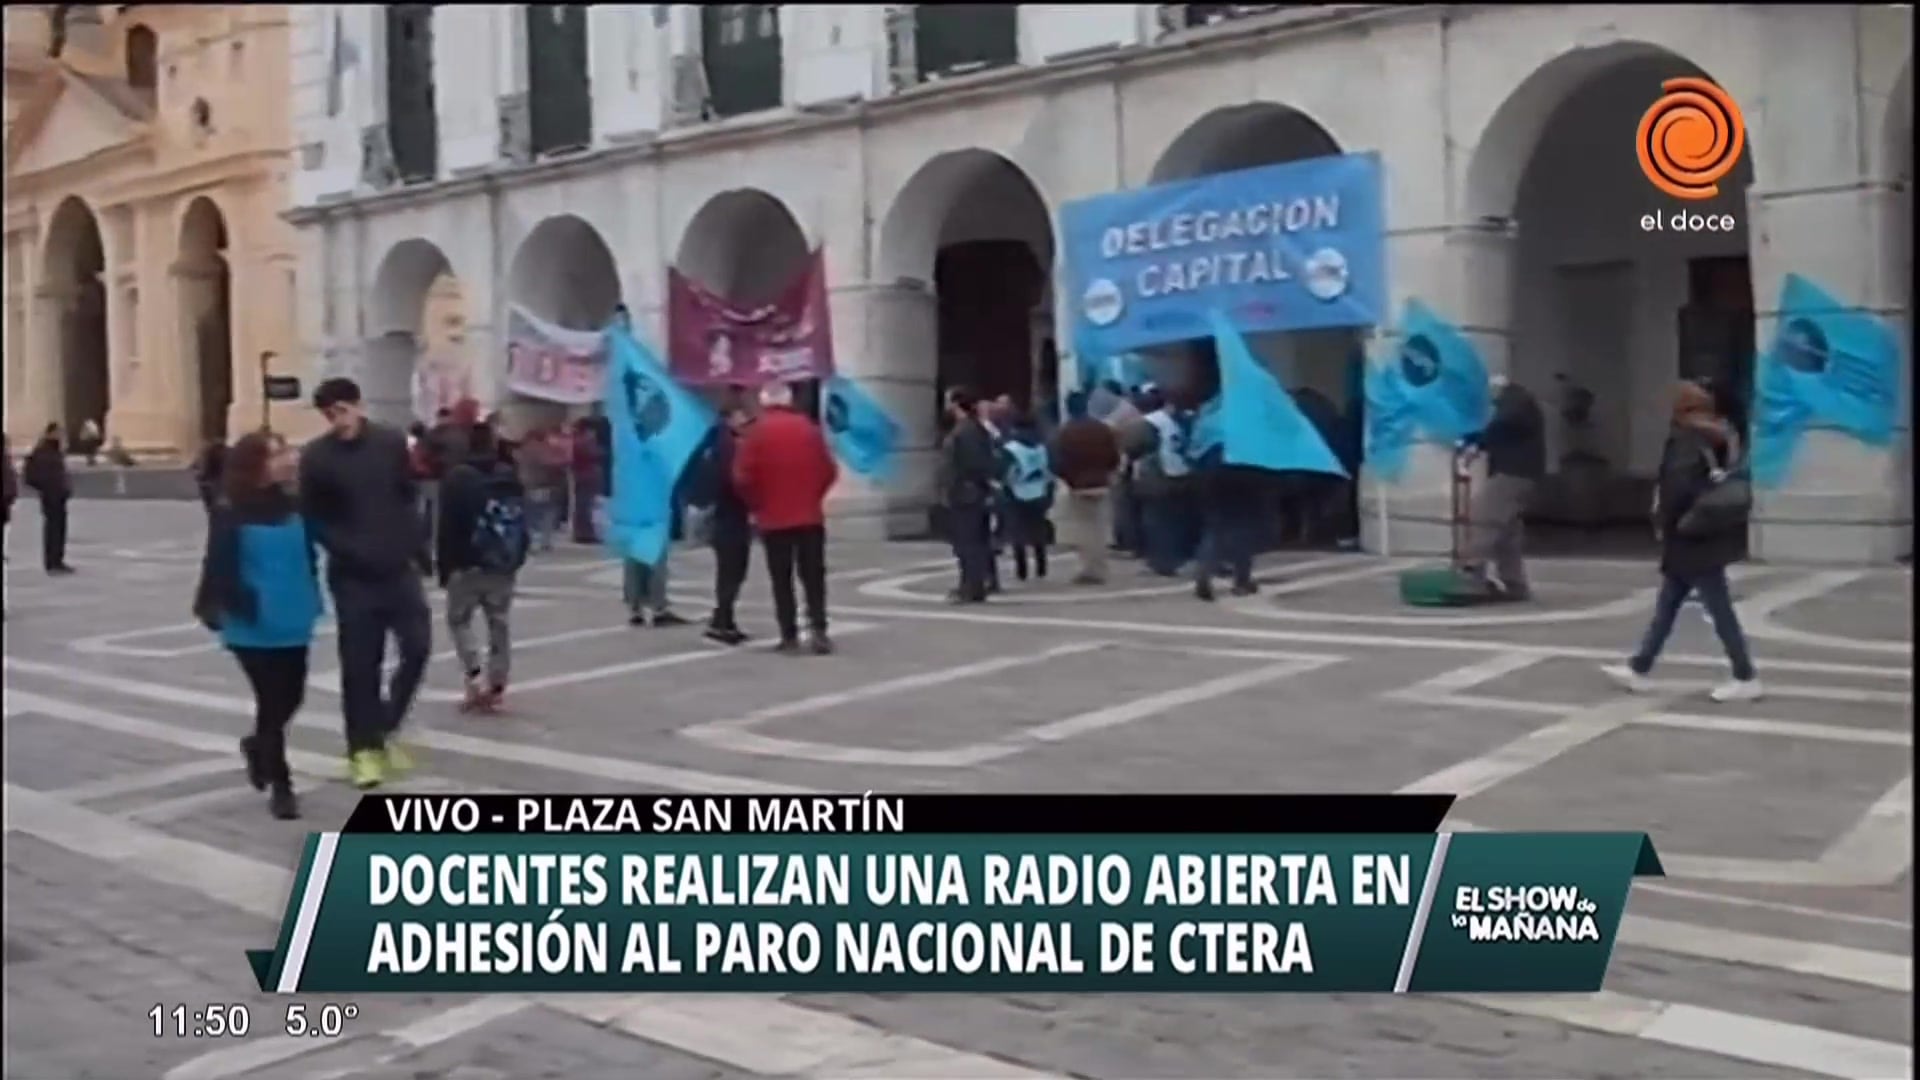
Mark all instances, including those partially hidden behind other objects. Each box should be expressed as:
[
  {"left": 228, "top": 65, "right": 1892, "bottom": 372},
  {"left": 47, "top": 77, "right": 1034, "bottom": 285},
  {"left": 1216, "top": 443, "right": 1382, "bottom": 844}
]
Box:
[
  {"left": 44, "top": 198, "right": 109, "bottom": 440},
  {"left": 179, "top": 198, "right": 232, "bottom": 444},
  {"left": 933, "top": 240, "right": 1043, "bottom": 424},
  {"left": 385, "top": 5, "right": 438, "bottom": 183}
]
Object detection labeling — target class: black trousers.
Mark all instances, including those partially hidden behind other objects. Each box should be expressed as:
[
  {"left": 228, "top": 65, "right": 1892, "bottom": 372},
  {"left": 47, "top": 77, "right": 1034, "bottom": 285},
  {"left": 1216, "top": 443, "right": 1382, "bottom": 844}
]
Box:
[
  {"left": 331, "top": 573, "right": 433, "bottom": 753},
  {"left": 1006, "top": 500, "right": 1051, "bottom": 579},
  {"left": 231, "top": 645, "right": 308, "bottom": 787},
  {"left": 947, "top": 503, "right": 994, "bottom": 600},
  {"left": 762, "top": 525, "right": 828, "bottom": 640},
  {"left": 39, "top": 494, "right": 67, "bottom": 569},
  {"left": 711, "top": 528, "right": 752, "bottom": 629}
]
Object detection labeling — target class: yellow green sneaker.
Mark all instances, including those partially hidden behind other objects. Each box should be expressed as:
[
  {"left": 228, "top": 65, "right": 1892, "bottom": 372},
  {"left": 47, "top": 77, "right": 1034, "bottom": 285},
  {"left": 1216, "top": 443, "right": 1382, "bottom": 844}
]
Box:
[
  {"left": 383, "top": 741, "right": 416, "bottom": 775},
  {"left": 348, "top": 749, "right": 385, "bottom": 789}
]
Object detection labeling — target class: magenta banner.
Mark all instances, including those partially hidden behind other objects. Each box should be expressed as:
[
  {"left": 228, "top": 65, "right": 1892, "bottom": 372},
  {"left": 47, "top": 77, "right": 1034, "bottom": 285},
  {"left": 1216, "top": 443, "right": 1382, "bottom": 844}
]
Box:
[{"left": 667, "top": 248, "right": 835, "bottom": 387}]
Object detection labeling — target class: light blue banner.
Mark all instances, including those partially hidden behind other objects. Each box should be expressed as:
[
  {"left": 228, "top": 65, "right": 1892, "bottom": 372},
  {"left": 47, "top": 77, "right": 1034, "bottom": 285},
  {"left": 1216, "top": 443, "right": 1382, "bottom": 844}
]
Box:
[
  {"left": 1751, "top": 274, "right": 1904, "bottom": 489},
  {"left": 1364, "top": 300, "right": 1493, "bottom": 481},
  {"left": 1061, "top": 153, "right": 1386, "bottom": 356},
  {"left": 821, "top": 375, "right": 901, "bottom": 482},
  {"left": 603, "top": 323, "right": 716, "bottom": 568},
  {"left": 1209, "top": 310, "right": 1348, "bottom": 477}
]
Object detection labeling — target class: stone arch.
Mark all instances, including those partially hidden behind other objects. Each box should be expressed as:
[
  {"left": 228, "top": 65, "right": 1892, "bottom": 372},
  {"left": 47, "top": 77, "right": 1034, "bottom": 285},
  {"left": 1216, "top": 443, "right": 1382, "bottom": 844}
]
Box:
[
  {"left": 176, "top": 195, "right": 232, "bottom": 444},
  {"left": 507, "top": 213, "right": 622, "bottom": 329},
  {"left": 1149, "top": 103, "right": 1343, "bottom": 185},
  {"left": 1468, "top": 44, "right": 1757, "bottom": 544},
  {"left": 674, "top": 189, "right": 809, "bottom": 304},
  {"left": 505, "top": 214, "right": 621, "bottom": 431},
  {"left": 39, "top": 196, "right": 109, "bottom": 439},
  {"left": 366, "top": 237, "right": 464, "bottom": 425},
  {"left": 876, "top": 149, "right": 1056, "bottom": 422},
  {"left": 1148, "top": 103, "right": 1360, "bottom": 547}
]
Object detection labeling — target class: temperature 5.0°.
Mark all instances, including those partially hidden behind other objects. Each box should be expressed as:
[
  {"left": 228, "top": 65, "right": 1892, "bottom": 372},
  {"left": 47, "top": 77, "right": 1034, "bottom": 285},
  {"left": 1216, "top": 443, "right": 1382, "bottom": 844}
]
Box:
[{"left": 285, "top": 1003, "right": 360, "bottom": 1039}]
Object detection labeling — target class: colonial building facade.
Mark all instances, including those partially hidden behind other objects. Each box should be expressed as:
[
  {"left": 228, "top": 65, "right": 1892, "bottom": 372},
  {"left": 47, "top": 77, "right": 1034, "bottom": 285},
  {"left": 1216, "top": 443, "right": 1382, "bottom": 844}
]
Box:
[
  {"left": 4, "top": 4, "right": 310, "bottom": 457},
  {"left": 287, "top": 4, "right": 1911, "bottom": 562}
]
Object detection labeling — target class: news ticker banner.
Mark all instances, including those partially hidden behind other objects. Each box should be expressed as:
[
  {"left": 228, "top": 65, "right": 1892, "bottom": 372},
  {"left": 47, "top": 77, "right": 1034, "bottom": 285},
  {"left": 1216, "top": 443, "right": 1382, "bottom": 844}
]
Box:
[{"left": 248, "top": 795, "right": 1663, "bottom": 995}]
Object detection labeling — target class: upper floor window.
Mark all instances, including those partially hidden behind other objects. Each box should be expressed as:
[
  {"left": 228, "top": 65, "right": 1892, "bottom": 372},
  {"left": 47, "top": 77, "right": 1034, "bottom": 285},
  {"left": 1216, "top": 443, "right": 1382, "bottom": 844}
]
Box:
[
  {"left": 701, "top": 5, "right": 782, "bottom": 119},
  {"left": 125, "top": 25, "right": 158, "bottom": 95},
  {"left": 526, "top": 4, "right": 592, "bottom": 156},
  {"left": 914, "top": 5, "right": 1018, "bottom": 82}
]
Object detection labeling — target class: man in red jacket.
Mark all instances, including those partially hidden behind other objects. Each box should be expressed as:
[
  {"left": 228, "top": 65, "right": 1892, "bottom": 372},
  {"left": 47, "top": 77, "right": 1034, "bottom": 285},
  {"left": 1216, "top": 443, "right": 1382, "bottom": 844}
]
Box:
[{"left": 733, "top": 381, "right": 840, "bottom": 654}]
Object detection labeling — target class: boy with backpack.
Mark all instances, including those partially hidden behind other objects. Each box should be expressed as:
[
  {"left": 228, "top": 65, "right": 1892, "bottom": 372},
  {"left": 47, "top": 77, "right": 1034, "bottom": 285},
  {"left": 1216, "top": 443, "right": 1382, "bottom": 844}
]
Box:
[
  {"left": 998, "top": 410, "right": 1055, "bottom": 582},
  {"left": 436, "top": 423, "right": 530, "bottom": 712}
]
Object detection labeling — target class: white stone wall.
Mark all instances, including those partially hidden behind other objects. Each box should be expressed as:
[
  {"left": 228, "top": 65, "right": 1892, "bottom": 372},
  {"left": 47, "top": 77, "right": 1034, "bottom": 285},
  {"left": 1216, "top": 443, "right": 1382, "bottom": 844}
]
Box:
[{"left": 286, "top": 4, "right": 1913, "bottom": 557}]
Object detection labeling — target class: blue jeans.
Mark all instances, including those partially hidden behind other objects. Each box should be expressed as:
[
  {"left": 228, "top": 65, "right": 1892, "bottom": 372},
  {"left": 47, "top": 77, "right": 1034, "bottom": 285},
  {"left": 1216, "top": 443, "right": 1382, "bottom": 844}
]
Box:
[
  {"left": 526, "top": 488, "right": 557, "bottom": 551},
  {"left": 1195, "top": 502, "right": 1256, "bottom": 591},
  {"left": 1630, "top": 569, "right": 1756, "bottom": 681}
]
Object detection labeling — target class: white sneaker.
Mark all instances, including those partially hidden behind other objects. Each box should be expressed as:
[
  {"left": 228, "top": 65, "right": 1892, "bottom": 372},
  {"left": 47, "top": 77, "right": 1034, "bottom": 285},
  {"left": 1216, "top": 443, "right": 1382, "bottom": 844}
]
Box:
[
  {"left": 1601, "top": 664, "right": 1651, "bottom": 693},
  {"left": 1710, "top": 679, "right": 1764, "bottom": 703}
]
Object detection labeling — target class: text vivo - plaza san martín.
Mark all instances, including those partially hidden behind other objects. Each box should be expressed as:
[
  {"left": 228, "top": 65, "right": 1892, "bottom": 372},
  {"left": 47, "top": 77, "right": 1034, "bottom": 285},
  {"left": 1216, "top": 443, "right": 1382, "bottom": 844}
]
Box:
[{"left": 1098, "top": 195, "right": 1344, "bottom": 298}]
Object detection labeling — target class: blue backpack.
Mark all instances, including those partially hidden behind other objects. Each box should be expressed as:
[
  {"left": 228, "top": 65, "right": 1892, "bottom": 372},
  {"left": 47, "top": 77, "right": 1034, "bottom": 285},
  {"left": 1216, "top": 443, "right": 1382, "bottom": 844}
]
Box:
[
  {"left": 1003, "top": 441, "right": 1053, "bottom": 504},
  {"left": 470, "top": 476, "right": 531, "bottom": 573}
]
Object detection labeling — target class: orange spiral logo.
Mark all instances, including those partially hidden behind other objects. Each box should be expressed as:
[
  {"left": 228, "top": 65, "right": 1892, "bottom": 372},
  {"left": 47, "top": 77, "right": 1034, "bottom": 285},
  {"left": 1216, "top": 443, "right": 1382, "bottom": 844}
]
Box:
[{"left": 1637, "top": 77, "right": 1745, "bottom": 201}]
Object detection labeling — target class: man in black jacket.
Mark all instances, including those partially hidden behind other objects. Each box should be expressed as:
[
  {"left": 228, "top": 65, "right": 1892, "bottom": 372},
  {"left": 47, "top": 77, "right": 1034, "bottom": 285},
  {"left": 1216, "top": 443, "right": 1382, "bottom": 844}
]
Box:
[
  {"left": 688, "top": 403, "right": 756, "bottom": 645},
  {"left": 21, "top": 424, "right": 74, "bottom": 574},
  {"left": 1457, "top": 376, "right": 1546, "bottom": 601},
  {"left": 939, "top": 387, "right": 1000, "bottom": 604},
  {"left": 300, "top": 377, "right": 432, "bottom": 788}
]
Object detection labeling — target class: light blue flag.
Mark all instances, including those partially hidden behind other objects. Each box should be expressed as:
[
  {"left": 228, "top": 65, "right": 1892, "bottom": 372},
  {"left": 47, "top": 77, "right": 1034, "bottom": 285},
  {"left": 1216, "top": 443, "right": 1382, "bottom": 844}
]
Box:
[
  {"left": 1751, "top": 274, "right": 1903, "bottom": 488},
  {"left": 1208, "top": 310, "right": 1347, "bottom": 477},
  {"left": 822, "top": 375, "right": 901, "bottom": 482},
  {"left": 1365, "top": 300, "right": 1493, "bottom": 481},
  {"left": 603, "top": 322, "right": 716, "bottom": 568}
]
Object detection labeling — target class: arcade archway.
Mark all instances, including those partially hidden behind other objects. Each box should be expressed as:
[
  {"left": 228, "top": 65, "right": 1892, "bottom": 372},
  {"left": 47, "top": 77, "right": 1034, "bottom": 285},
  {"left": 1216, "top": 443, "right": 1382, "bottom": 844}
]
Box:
[
  {"left": 1150, "top": 104, "right": 1360, "bottom": 546},
  {"left": 676, "top": 189, "right": 813, "bottom": 411},
  {"left": 176, "top": 197, "right": 232, "bottom": 445},
  {"left": 40, "top": 196, "right": 108, "bottom": 440},
  {"left": 1468, "top": 46, "right": 1756, "bottom": 546},
  {"left": 368, "top": 238, "right": 467, "bottom": 426},
  {"left": 878, "top": 150, "right": 1056, "bottom": 426},
  {"left": 505, "top": 215, "right": 621, "bottom": 430}
]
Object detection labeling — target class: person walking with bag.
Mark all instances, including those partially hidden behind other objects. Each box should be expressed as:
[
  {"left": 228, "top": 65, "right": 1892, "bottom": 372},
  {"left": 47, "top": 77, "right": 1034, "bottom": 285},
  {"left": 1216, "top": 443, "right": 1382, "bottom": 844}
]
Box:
[
  {"left": 437, "top": 422, "right": 530, "bottom": 712},
  {"left": 1604, "top": 381, "right": 1761, "bottom": 703},
  {"left": 192, "top": 431, "right": 322, "bottom": 820}
]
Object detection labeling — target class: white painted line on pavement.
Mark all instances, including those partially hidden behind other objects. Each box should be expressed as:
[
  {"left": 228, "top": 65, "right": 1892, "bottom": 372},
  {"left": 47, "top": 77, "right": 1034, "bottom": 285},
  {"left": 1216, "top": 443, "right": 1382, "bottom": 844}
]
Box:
[
  {"left": 1617, "top": 915, "right": 1911, "bottom": 992},
  {"left": 1639, "top": 711, "right": 1911, "bottom": 746},
  {"left": 123, "top": 783, "right": 260, "bottom": 824},
  {"left": 1633, "top": 881, "right": 1913, "bottom": 930},
  {"left": 1743, "top": 569, "right": 1912, "bottom": 656},
  {"left": 42, "top": 758, "right": 246, "bottom": 802},
  {"left": 69, "top": 595, "right": 561, "bottom": 659},
  {"left": 1399, "top": 696, "right": 1667, "bottom": 799},
  {"left": 10, "top": 790, "right": 1064, "bottom": 1080},
  {"left": 857, "top": 553, "right": 1362, "bottom": 605},
  {"left": 302, "top": 618, "right": 710, "bottom": 697},
  {"left": 1395, "top": 652, "right": 1550, "bottom": 696},
  {"left": 1636, "top": 678, "right": 1909, "bottom": 706},
  {"left": 682, "top": 640, "right": 1113, "bottom": 750},
  {"left": 4, "top": 660, "right": 812, "bottom": 795},
  {"left": 500, "top": 619, "right": 881, "bottom": 697},
  {"left": 1223, "top": 565, "right": 1773, "bottom": 628},
  {"left": 1442, "top": 990, "right": 1910, "bottom": 1080},
  {"left": 686, "top": 652, "right": 1338, "bottom": 768},
  {"left": 814, "top": 601, "right": 1914, "bottom": 679},
  {"left": 13, "top": 777, "right": 1900, "bottom": 1080}
]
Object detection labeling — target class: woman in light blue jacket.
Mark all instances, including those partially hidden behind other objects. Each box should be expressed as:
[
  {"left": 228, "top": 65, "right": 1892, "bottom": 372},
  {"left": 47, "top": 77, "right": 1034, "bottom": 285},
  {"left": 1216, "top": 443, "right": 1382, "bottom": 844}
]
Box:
[{"left": 192, "top": 431, "right": 325, "bottom": 820}]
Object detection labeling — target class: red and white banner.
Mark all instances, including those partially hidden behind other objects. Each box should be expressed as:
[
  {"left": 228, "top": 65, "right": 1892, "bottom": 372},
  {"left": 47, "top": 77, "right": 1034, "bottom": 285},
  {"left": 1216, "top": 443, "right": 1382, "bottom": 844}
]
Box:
[
  {"left": 667, "top": 247, "right": 835, "bottom": 387},
  {"left": 505, "top": 304, "right": 609, "bottom": 405}
]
